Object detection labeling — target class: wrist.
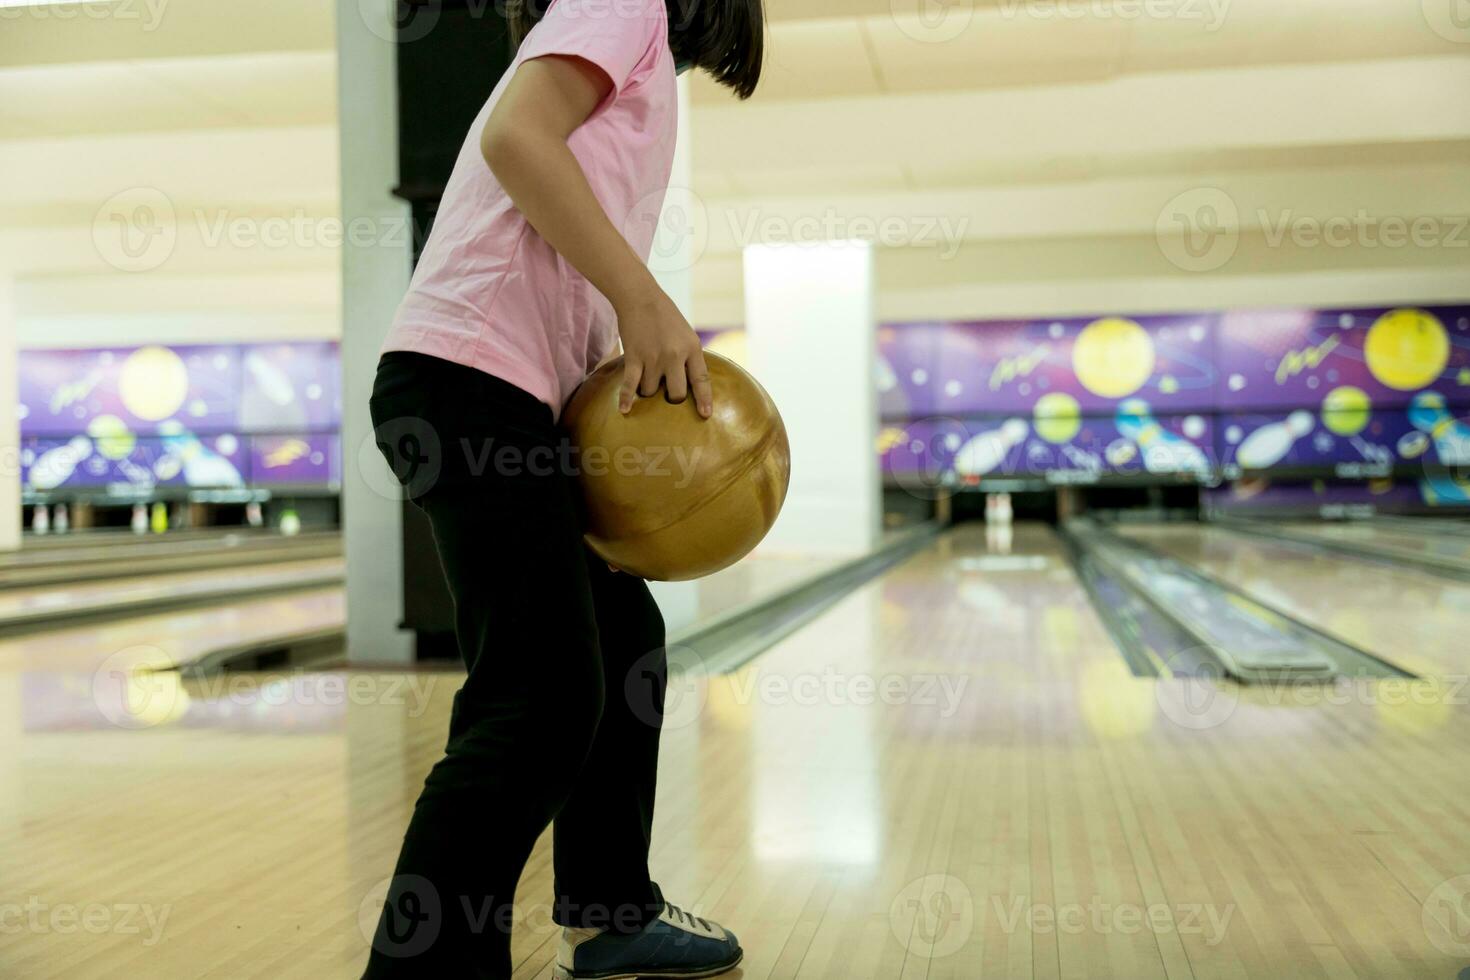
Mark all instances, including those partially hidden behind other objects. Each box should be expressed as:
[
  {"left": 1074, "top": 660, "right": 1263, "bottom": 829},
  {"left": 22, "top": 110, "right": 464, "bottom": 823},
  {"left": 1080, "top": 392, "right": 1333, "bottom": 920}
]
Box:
[{"left": 610, "top": 272, "right": 663, "bottom": 317}]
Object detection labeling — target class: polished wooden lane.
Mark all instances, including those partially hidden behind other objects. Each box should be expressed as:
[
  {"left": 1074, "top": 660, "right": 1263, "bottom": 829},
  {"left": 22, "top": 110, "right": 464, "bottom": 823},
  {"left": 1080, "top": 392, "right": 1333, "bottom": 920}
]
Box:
[
  {"left": 1274, "top": 520, "right": 1470, "bottom": 566},
  {"left": 1121, "top": 522, "right": 1470, "bottom": 677},
  {"left": 0, "top": 588, "right": 344, "bottom": 675},
  {"left": 0, "top": 558, "right": 344, "bottom": 631},
  {"left": 2, "top": 524, "right": 1468, "bottom": 978}
]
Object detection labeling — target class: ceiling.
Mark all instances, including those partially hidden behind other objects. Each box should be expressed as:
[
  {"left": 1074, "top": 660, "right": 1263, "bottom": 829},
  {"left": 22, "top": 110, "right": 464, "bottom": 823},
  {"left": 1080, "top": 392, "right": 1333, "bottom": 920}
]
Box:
[{"left": 1, "top": 0, "right": 1467, "bottom": 343}]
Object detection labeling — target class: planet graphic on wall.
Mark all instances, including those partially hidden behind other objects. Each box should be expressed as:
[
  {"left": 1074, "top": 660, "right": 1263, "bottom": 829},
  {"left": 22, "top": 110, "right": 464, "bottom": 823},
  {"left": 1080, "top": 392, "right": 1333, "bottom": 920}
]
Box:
[
  {"left": 86, "top": 414, "right": 137, "bottom": 460},
  {"left": 119, "top": 345, "right": 190, "bottom": 422},
  {"left": 1033, "top": 392, "right": 1082, "bottom": 444},
  {"left": 1072, "top": 317, "right": 1156, "bottom": 398},
  {"left": 1320, "top": 386, "right": 1371, "bottom": 437},
  {"left": 1363, "top": 308, "right": 1449, "bottom": 391}
]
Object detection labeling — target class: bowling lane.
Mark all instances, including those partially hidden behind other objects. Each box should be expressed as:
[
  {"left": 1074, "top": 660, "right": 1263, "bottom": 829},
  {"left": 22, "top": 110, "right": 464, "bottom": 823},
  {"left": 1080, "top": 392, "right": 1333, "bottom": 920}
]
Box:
[
  {"left": 0, "top": 558, "right": 344, "bottom": 632},
  {"left": 1269, "top": 519, "right": 1470, "bottom": 566},
  {"left": 5, "top": 522, "right": 1469, "bottom": 978},
  {"left": 1120, "top": 522, "right": 1470, "bottom": 676},
  {"left": 0, "top": 588, "right": 344, "bottom": 676}
]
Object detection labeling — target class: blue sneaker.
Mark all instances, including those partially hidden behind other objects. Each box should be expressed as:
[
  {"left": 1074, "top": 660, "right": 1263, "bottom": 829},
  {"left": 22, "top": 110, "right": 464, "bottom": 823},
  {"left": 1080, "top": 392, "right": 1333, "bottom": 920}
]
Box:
[{"left": 553, "top": 892, "right": 742, "bottom": 979}]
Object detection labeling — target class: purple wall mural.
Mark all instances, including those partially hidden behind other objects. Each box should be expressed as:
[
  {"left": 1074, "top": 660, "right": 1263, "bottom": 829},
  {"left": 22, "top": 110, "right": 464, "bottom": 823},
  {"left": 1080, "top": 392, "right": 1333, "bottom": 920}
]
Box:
[
  {"left": 18, "top": 342, "right": 342, "bottom": 492},
  {"left": 704, "top": 302, "right": 1470, "bottom": 505}
]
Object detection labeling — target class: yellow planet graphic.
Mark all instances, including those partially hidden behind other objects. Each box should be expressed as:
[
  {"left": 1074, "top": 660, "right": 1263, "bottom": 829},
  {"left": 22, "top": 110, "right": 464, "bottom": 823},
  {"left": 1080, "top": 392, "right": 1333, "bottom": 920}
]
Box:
[
  {"left": 119, "top": 345, "right": 189, "bottom": 421},
  {"left": 1364, "top": 308, "right": 1448, "bottom": 391},
  {"left": 1321, "top": 385, "right": 1371, "bottom": 436},
  {"left": 86, "top": 414, "right": 136, "bottom": 460},
  {"left": 1033, "top": 392, "right": 1082, "bottom": 444},
  {"left": 1073, "top": 317, "right": 1156, "bottom": 399}
]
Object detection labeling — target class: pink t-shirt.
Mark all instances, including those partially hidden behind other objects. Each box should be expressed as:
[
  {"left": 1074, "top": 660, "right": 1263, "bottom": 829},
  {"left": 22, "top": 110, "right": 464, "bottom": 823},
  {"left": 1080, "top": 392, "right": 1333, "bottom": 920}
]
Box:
[{"left": 381, "top": 0, "right": 677, "bottom": 419}]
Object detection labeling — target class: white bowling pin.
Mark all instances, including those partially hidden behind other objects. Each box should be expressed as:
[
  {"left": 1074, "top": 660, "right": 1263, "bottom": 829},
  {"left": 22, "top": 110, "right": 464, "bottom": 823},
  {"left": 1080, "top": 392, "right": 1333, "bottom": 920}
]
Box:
[
  {"left": 29, "top": 436, "right": 94, "bottom": 491},
  {"left": 32, "top": 504, "right": 49, "bottom": 535},
  {"left": 53, "top": 504, "right": 69, "bottom": 534},
  {"left": 246, "top": 502, "right": 264, "bottom": 528},
  {"left": 1235, "top": 411, "right": 1315, "bottom": 469},
  {"left": 131, "top": 503, "right": 150, "bottom": 535},
  {"left": 954, "top": 419, "right": 1029, "bottom": 477}
]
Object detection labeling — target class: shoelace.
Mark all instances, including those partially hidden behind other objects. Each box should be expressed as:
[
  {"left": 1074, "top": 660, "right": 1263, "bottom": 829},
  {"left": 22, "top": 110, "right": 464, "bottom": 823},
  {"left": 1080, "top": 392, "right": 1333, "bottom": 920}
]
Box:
[{"left": 666, "top": 902, "right": 713, "bottom": 933}]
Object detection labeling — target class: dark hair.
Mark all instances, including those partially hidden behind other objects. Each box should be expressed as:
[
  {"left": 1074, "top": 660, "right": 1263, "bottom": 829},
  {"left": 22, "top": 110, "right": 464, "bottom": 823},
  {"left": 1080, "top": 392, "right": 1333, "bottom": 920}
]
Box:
[{"left": 506, "top": 0, "right": 764, "bottom": 100}]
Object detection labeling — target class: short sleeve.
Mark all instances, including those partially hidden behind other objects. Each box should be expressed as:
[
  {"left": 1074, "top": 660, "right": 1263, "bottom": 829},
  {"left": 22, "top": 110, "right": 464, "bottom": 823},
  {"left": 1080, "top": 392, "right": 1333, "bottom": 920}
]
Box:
[{"left": 517, "top": 0, "right": 664, "bottom": 98}]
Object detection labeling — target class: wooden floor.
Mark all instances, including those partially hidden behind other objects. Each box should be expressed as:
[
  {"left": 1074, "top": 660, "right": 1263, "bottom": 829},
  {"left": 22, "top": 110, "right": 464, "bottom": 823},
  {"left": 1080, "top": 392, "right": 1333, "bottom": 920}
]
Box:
[{"left": 2, "top": 524, "right": 1469, "bottom": 978}]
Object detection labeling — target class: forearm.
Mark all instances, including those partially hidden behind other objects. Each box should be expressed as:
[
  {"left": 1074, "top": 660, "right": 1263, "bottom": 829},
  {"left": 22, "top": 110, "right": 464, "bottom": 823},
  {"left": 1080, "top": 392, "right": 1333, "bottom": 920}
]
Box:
[{"left": 484, "top": 130, "right": 659, "bottom": 315}]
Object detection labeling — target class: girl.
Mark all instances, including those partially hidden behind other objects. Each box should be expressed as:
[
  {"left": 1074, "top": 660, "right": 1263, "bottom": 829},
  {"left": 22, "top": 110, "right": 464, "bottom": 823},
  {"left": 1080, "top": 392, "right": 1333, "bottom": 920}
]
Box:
[{"left": 365, "top": 0, "right": 763, "bottom": 976}]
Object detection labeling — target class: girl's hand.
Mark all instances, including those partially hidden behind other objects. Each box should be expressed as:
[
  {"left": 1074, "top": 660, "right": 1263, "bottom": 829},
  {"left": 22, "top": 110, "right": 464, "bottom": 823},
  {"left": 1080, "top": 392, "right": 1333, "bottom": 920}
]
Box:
[{"left": 614, "top": 289, "right": 714, "bottom": 418}]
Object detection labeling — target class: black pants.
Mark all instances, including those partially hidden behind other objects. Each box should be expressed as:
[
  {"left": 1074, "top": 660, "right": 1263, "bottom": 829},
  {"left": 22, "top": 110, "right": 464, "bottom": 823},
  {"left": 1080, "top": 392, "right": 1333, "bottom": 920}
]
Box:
[{"left": 364, "top": 352, "right": 668, "bottom": 979}]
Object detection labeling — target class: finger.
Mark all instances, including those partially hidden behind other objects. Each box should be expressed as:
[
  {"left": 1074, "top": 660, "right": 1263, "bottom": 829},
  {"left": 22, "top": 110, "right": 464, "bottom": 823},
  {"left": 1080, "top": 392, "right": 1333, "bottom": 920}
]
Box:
[
  {"left": 663, "top": 357, "right": 690, "bottom": 405},
  {"left": 637, "top": 364, "right": 663, "bottom": 398},
  {"left": 619, "top": 360, "right": 644, "bottom": 414},
  {"left": 686, "top": 350, "right": 713, "bottom": 418}
]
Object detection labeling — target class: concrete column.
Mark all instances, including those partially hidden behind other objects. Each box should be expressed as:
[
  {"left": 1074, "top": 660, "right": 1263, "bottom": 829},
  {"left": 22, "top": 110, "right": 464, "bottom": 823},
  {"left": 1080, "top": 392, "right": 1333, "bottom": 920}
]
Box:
[
  {"left": 646, "top": 75, "right": 700, "bottom": 634},
  {"left": 744, "top": 241, "right": 880, "bottom": 556},
  {"left": 0, "top": 279, "right": 19, "bottom": 553},
  {"left": 338, "top": 0, "right": 413, "bottom": 664}
]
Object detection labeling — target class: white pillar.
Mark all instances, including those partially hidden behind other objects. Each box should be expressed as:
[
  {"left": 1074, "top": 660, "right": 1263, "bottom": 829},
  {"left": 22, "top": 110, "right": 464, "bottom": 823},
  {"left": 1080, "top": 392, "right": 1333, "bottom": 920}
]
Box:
[
  {"left": 646, "top": 76, "right": 701, "bottom": 632},
  {"left": 744, "top": 241, "right": 880, "bottom": 556},
  {"left": 0, "top": 279, "right": 18, "bottom": 552},
  {"left": 338, "top": 0, "right": 413, "bottom": 664}
]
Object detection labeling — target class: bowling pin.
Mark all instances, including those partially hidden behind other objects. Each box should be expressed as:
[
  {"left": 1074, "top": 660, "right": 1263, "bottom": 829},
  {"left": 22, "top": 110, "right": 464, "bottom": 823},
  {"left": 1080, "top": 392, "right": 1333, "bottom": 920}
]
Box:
[
  {"left": 53, "top": 504, "right": 69, "bottom": 534},
  {"left": 246, "top": 502, "right": 264, "bottom": 528},
  {"left": 29, "top": 436, "right": 93, "bottom": 491},
  {"left": 131, "top": 503, "right": 150, "bottom": 535},
  {"left": 998, "top": 492, "right": 1013, "bottom": 525},
  {"left": 1409, "top": 392, "right": 1470, "bottom": 466},
  {"left": 150, "top": 502, "right": 169, "bottom": 534},
  {"left": 279, "top": 508, "right": 302, "bottom": 537},
  {"left": 32, "top": 504, "right": 50, "bottom": 535},
  {"left": 1235, "top": 411, "right": 1315, "bottom": 469},
  {"left": 954, "top": 419, "right": 1029, "bottom": 478}
]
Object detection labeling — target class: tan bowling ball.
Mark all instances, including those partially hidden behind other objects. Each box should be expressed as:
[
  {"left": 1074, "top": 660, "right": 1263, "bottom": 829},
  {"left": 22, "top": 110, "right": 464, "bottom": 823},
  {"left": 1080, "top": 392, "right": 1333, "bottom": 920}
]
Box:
[{"left": 562, "top": 351, "right": 790, "bottom": 581}]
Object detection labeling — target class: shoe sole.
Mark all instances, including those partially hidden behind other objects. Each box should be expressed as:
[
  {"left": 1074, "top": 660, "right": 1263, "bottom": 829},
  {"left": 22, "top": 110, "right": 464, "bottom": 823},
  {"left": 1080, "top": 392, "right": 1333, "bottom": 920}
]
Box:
[{"left": 552, "top": 948, "right": 743, "bottom": 980}]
